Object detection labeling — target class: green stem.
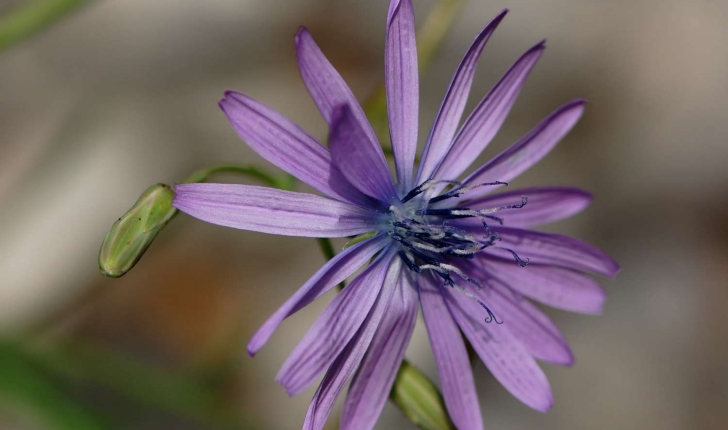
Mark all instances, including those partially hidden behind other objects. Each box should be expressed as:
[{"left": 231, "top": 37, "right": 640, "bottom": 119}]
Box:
[
  {"left": 0, "top": 0, "right": 97, "bottom": 53},
  {"left": 183, "top": 164, "right": 284, "bottom": 188},
  {"left": 317, "top": 238, "right": 336, "bottom": 261}
]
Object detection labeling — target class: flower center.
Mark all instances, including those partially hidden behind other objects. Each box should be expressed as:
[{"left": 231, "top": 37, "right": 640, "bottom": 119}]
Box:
[{"left": 381, "top": 179, "right": 531, "bottom": 324}]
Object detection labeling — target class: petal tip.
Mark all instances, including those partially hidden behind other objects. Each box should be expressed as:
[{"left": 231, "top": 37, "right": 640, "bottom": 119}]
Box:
[
  {"left": 246, "top": 342, "right": 259, "bottom": 357},
  {"left": 492, "top": 8, "right": 509, "bottom": 23},
  {"left": 563, "top": 351, "right": 576, "bottom": 368},
  {"left": 539, "top": 398, "right": 555, "bottom": 413},
  {"left": 294, "top": 26, "right": 309, "bottom": 43},
  {"left": 608, "top": 262, "right": 621, "bottom": 278}
]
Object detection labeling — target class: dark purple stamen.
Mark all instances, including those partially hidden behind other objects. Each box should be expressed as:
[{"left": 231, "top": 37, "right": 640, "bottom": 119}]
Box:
[
  {"left": 428, "top": 180, "right": 508, "bottom": 204},
  {"left": 389, "top": 180, "right": 531, "bottom": 324}
]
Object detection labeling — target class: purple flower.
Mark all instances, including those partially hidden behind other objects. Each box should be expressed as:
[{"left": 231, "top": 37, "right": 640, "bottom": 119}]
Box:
[{"left": 173, "top": 1, "right": 619, "bottom": 429}]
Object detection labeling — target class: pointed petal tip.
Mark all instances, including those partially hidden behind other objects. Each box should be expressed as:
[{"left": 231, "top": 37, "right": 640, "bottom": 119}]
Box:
[
  {"left": 529, "top": 39, "right": 547, "bottom": 53},
  {"left": 491, "top": 8, "right": 509, "bottom": 22},
  {"left": 561, "top": 349, "right": 576, "bottom": 368},
  {"left": 596, "top": 255, "right": 620, "bottom": 279},
  {"left": 538, "top": 397, "right": 555, "bottom": 413},
  {"left": 608, "top": 262, "right": 621, "bottom": 278},
  {"left": 387, "top": 0, "right": 413, "bottom": 24},
  {"left": 294, "top": 26, "right": 309, "bottom": 43},
  {"left": 217, "top": 98, "right": 228, "bottom": 113},
  {"left": 219, "top": 90, "right": 244, "bottom": 107},
  {"left": 246, "top": 342, "right": 258, "bottom": 357}
]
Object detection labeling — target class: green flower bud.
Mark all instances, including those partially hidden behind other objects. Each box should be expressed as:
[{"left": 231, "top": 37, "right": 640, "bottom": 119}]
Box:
[
  {"left": 98, "top": 184, "right": 177, "bottom": 278},
  {"left": 390, "top": 360, "right": 455, "bottom": 430}
]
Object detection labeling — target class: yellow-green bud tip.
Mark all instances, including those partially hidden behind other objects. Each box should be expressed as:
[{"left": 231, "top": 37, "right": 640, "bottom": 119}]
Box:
[{"left": 98, "top": 184, "right": 177, "bottom": 278}]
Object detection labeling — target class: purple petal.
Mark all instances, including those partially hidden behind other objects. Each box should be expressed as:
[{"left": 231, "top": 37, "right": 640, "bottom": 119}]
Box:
[
  {"left": 460, "top": 262, "right": 573, "bottom": 365},
  {"left": 341, "top": 275, "right": 418, "bottom": 430},
  {"left": 417, "top": 10, "right": 508, "bottom": 183},
  {"left": 295, "top": 27, "right": 380, "bottom": 149},
  {"left": 219, "top": 91, "right": 370, "bottom": 207},
  {"left": 303, "top": 257, "right": 403, "bottom": 430},
  {"left": 173, "top": 183, "right": 375, "bottom": 237},
  {"left": 432, "top": 41, "right": 545, "bottom": 182},
  {"left": 330, "top": 105, "right": 398, "bottom": 204},
  {"left": 458, "top": 99, "right": 586, "bottom": 196},
  {"left": 459, "top": 186, "right": 592, "bottom": 228},
  {"left": 385, "top": 0, "right": 419, "bottom": 191},
  {"left": 247, "top": 234, "right": 388, "bottom": 356},
  {"left": 419, "top": 276, "right": 483, "bottom": 430},
  {"left": 443, "top": 286, "right": 553, "bottom": 412},
  {"left": 476, "top": 256, "right": 607, "bottom": 314},
  {"left": 277, "top": 250, "right": 397, "bottom": 395},
  {"left": 486, "top": 226, "right": 620, "bottom": 278}
]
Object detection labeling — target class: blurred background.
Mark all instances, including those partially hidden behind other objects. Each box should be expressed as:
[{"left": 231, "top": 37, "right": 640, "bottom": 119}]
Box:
[{"left": 1, "top": 0, "right": 727, "bottom": 428}]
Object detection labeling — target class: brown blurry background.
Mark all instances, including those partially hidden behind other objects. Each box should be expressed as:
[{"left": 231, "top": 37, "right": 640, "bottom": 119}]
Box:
[{"left": 1, "top": 0, "right": 727, "bottom": 428}]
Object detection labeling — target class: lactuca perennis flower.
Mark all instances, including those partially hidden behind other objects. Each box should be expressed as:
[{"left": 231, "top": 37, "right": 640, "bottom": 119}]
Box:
[{"left": 173, "top": 1, "right": 619, "bottom": 429}]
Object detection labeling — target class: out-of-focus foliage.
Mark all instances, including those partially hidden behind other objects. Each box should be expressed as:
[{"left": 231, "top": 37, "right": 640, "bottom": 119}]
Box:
[{"left": 0, "top": 0, "right": 96, "bottom": 53}]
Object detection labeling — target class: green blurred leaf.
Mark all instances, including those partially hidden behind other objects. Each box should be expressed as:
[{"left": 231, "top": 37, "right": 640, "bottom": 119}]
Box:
[
  {"left": 0, "top": 340, "right": 105, "bottom": 430},
  {"left": 0, "top": 0, "right": 97, "bottom": 53},
  {"left": 389, "top": 359, "right": 455, "bottom": 430},
  {"left": 22, "top": 340, "right": 252, "bottom": 429}
]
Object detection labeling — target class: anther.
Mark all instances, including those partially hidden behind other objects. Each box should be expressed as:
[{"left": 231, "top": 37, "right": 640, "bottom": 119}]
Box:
[
  {"left": 428, "top": 181, "right": 508, "bottom": 204},
  {"left": 496, "top": 247, "right": 530, "bottom": 267}
]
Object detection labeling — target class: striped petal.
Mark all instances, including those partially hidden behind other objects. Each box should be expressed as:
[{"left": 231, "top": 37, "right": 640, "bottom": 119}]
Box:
[
  {"left": 247, "top": 234, "right": 388, "bottom": 356},
  {"left": 417, "top": 10, "right": 508, "bottom": 182},
  {"left": 458, "top": 99, "right": 586, "bottom": 198},
  {"left": 277, "top": 250, "right": 397, "bottom": 395},
  {"left": 487, "top": 226, "right": 620, "bottom": 278},
  {"left": 341, "top": 275, "right": 418, "bottom": 430},
  {"left": 460, "top": 262, "right": 573, "bottom": 365},
  {"left": 219, "top": 91, "right": 370, "bottom": 207},
  {"left": 295, "top": 27, "right": 380, "bottom": 150},
  {"left": 303, "top": 257, "right": 402, "bottom": 430},
  {"left": 476, "top": 256, "right": 607, "bottom": 314},
  {"left": 453, "top": 186, "right": 592, "bottom": 228},
  {"left": 432, "top": 41, "right": 545, "bottom": 182},
  {"left": 444, "top": 285, "right": 553, "bottom": 412},
  {"left": 173, "top": 183, "right": 375, "bottom": 237},
  {"left": 420, "top": 277, "right": 483, "bottom": 430},
  {"left": 330, "top": 104, "right": 398, "bottom": 204},
  {"left": 385, "top": 0, "right": 419, "bottom": 191}
]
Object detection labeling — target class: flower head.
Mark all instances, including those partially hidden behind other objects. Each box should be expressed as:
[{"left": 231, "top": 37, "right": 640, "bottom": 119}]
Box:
[{"left": 173, "top": 1, "right": 619, "bottom": 429}]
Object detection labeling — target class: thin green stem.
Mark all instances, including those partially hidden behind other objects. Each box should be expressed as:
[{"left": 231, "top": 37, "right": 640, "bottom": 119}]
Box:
[
  {"left": 183, "top": 164, "right": 283, "bottom": 188},
  {"left": 317, "top": 238, "right": 336, "bottom": 261},
  {"left": 0, "top": 0, "right": 97, "bottom": 53}
]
